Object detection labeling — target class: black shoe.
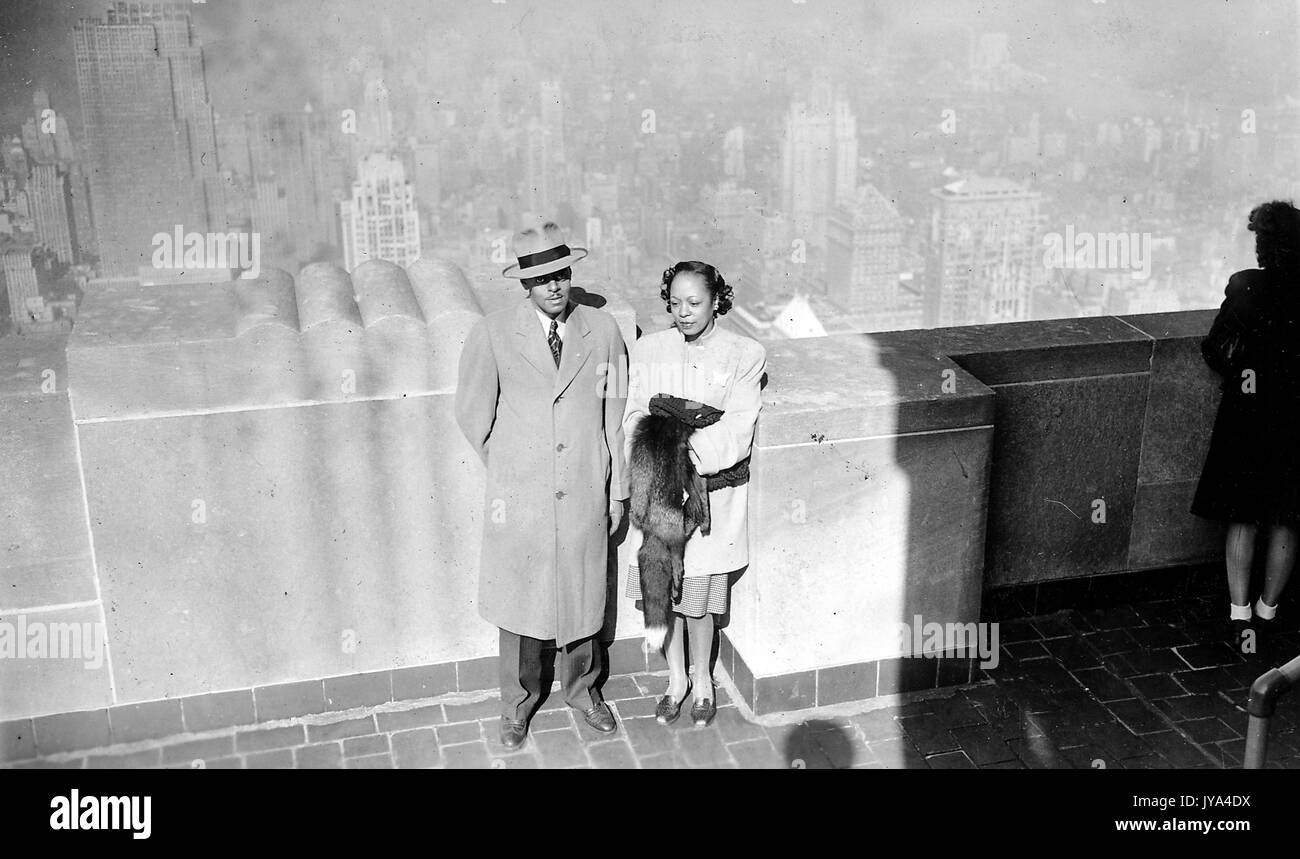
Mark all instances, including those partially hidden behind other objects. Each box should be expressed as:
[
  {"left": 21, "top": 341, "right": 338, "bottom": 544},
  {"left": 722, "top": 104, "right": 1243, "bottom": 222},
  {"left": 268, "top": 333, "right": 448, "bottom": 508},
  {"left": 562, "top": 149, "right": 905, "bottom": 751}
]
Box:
[
  {"left": 1255, "top": 617, "right": 1278, "bottom": 664},
  {"left": 655, "top": 682, "right": 692, "bottom": 725},
  {"left": 1228, "top": 618, "right": 1254, "bottom": 657},
  {"left": 580, "top": 702, "right": 617, "bottom": 734},
  {"left": 689, "top": 696, "right": 716, "bottom": 727},
  {"left": 499, "top": 717, "right": 528, "bottom": 750}
]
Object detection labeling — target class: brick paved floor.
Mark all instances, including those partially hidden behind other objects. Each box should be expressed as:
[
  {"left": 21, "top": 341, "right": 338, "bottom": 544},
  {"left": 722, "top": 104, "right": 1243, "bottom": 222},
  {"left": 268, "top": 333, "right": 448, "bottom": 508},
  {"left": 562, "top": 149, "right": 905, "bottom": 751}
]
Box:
[{"left": 9, "top": 593, "right": 1300, "bottom": 769}]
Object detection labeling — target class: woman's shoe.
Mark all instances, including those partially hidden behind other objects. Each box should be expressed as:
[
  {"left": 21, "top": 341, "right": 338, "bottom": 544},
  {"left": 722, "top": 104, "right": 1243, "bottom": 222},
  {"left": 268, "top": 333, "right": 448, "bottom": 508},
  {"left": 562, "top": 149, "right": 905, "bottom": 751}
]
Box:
[
  {"left": 1254, "top": 616, "right": 1277, "bottom": 664},
  {"left": 690, "top": 696, "right": 717, "bottom": 727},
  {"left": 656, "top": 682, "right": 691, "bottom": 725},
  {"left": 1228, "top": 618, "right": 1254, "bottom": 657}
]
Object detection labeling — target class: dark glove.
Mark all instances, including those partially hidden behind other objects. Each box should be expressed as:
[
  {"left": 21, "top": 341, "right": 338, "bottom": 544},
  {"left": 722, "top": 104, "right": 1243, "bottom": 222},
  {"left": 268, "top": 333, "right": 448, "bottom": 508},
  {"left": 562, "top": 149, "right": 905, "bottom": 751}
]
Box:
[{"left": 648, "top": 393, "right": 724, "bottom": 428}]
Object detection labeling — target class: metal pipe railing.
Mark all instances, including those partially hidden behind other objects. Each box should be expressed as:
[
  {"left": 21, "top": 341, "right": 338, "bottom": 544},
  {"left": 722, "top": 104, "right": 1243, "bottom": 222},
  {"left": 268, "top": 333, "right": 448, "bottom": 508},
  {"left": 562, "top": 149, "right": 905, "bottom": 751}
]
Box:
[{"left": 1244, "top": 652, "right": 1300, "bottom": 768}]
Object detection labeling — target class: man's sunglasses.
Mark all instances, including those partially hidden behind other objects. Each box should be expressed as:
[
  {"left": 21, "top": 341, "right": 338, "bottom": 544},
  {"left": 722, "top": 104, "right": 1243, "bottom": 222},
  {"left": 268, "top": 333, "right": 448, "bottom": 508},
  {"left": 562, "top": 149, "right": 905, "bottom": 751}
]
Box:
[{"left": 521, "top": 267, "right": 572, "bottom": 289}]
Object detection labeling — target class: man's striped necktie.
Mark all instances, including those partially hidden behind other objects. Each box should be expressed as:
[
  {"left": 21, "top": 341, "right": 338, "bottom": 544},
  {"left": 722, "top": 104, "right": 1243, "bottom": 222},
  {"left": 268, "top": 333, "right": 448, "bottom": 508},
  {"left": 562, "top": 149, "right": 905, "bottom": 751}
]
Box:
[{"left": 548, "top": 318, "right": 562, "bottom": 367}]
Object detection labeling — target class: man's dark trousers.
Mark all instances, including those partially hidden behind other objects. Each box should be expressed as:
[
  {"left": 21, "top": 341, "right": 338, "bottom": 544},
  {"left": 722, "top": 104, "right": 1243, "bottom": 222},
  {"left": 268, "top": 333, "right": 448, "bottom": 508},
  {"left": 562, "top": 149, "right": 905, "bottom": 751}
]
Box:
[{"left": 499, "top": 629, "right": 604, "bottom": 722}]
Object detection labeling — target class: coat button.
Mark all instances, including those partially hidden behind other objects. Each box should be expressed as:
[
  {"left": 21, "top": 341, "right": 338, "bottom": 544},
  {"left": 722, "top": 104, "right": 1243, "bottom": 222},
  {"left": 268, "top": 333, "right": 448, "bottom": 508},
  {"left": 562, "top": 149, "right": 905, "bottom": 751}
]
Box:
[{"left": 555, "top": 490, "right": 565, "bottom": 500}]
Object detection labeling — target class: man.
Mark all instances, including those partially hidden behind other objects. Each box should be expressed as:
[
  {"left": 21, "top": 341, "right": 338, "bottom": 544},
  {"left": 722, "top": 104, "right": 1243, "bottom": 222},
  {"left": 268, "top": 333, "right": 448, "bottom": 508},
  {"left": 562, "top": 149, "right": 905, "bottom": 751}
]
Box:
[{"left": 454, "top": 221, "right": 630, "bottom": 750}]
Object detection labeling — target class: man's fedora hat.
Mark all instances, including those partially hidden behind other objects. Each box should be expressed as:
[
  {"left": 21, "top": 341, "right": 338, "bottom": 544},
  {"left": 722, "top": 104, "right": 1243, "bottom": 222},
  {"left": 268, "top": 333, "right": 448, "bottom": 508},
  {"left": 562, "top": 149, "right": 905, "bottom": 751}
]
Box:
[{"left": 502, "top": 221, "right": 589, "bottom": 279}]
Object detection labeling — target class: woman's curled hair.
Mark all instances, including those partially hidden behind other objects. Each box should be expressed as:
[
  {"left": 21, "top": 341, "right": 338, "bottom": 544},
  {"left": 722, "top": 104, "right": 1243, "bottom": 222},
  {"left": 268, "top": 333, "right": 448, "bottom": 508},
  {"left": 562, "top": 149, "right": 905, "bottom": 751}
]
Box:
[
  {"left": 1248, "top": 200, "right": 1300, "bottom": 275},
  {"left": 660, "top": 260, "right": 734, "bottom": 316}
]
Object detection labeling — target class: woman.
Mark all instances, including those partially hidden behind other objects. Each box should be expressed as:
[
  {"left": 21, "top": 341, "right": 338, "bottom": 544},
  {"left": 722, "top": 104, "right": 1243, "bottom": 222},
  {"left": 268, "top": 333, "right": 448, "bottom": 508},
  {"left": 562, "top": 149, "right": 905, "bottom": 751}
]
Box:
[
  {"left": 1192, "top": 200, "right": 1300, "bottom": 654},
  {"left": 623, "top": 261, "right": 766, "bottom": 726}
]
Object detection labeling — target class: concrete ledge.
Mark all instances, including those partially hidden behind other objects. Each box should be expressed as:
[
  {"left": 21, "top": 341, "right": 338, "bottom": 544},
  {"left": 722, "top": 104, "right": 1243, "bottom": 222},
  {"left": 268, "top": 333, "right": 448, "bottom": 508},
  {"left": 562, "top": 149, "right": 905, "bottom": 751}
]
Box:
[
  {"left": 718, "top": 328, "right": 995, "bottom": 705},
  {"left": 720, "top": 631, "right": 977, "bottom": 716},
  {"left": 868, "top": 311, "right": 1224, "bottom": 587},
  {"left": 719, "top": 310, "right": 1224, "bottom": 713},
  {"left": 65, "top": 258, "right": 491, "bottom": 420},
  {"left": 755, "top": 333, "right": 994, "bottom": 443},
  {"left": 3, "top": 267, "right": 1228, "bottom": 722},
  {"left": 875, "top": 316, "right": 1155, "bottom": 385}
]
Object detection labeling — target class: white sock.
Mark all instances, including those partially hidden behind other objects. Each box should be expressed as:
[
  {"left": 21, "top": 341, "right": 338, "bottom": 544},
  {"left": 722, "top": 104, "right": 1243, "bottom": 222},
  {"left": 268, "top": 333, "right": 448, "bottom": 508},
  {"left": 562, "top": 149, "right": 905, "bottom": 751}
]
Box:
[
  {"left": 1230, "top": 602, "right": 1252, "bottom": 621},
  {"left": 1255, "top": 598, "right": 1278, "bottom": 621}
]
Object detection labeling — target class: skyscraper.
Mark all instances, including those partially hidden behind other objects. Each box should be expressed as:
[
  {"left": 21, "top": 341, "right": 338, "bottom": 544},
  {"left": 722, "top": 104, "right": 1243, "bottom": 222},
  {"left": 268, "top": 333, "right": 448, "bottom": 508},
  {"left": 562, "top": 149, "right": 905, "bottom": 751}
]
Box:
[
  {"left": 252, "top": 177, "right": 291, "bottom": 261},
  {"left": 926, "top": 176, "right": 1042, "bottom": 327},
  {"left": 825, "top": 184, "right": 903, "bottom": 322},
  {"left": 781, "top": 80, "right": 858, "bottom": 250},
  {"left": 411, "top": 139, "right": 441, "bottom": 236},
  {"left": 340, "top": 153, "right": 421, "bottom": 271},
  {"left": 2, "top": 138, "right": 29, "bottom": 191},
  {"left": 244, "top": 108, "right": 338, "bottom": 265},
  {"left": 702, "top": 182, "right": 762, "bottom": 242},
  {"left": 361, "top": 76, "right": 395, "bottom": 154},
  {"left": 833, "top": 100, "right": 858, "bottom": 208},
  {"left": 28, "top": 164, "right": 75, "bottom": 265},
  {"left": 2, "top": 245, "right": 41, "bottom": 333},
  {"left": 66, "top": 165, "right": 95, "bottom": 264},
  {"left": 73, "top": 1, "right": 223, "bottom": 276},
  {"left": 600, "top": 222, "right": 631, "bottom": 283},
  {"left": 524, "top": 116, "right": 557, "bottom": 216},
  {"left": 22, "top": 90, "right": 59, "bottom": 164}
]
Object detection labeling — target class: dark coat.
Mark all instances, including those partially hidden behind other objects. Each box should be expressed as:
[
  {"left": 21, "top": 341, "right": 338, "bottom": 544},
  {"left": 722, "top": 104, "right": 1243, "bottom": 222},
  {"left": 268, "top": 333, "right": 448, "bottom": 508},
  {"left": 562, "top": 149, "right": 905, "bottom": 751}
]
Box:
[
  {"left": 454, "top": 299, "right": 629, "bottom": 645},
  {"left": 1191, "top": 268, "right": 1300, "bottom": 526}
]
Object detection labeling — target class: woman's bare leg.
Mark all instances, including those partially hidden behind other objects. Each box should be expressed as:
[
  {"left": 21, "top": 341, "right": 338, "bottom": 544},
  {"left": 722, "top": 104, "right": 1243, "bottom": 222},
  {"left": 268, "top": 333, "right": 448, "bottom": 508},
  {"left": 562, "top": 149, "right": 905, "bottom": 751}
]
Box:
[
  {"left": 1226, "top": 522, "right": 1257, "bottom": 609},
  {"left": 1261, "top": 524, "right": 1297, "bottom": 609},
  {"left": 686, "top": 613, "right": 715, "bottom": 701},
  {"left": 664, "top": 615, "right": 689, "bottom": 701}
]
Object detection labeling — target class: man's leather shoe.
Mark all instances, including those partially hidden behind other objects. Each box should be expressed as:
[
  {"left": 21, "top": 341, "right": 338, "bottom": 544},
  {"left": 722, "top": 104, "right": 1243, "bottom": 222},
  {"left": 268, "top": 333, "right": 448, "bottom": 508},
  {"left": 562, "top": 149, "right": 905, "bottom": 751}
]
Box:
[
  {"left": 580, "top": 702, "right": 617, "bottom": 734},
  {"left": 499, "top": 717, "right": 528, "bottom": 750}
]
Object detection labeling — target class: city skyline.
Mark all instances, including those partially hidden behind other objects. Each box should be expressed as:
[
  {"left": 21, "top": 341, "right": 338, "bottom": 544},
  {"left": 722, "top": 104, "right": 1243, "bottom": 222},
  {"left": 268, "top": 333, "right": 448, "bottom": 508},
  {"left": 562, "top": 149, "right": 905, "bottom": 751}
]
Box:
[{"left": 0, "top": 0, "right": 1297, "bottom": 336}]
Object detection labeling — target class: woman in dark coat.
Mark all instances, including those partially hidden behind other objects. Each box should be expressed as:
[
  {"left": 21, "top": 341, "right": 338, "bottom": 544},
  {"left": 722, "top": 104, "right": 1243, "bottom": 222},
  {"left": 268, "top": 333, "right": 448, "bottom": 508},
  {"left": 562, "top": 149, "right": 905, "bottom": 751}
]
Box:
[{"left": 1192, "top": 200, "right": 1300, "bottom": 645}]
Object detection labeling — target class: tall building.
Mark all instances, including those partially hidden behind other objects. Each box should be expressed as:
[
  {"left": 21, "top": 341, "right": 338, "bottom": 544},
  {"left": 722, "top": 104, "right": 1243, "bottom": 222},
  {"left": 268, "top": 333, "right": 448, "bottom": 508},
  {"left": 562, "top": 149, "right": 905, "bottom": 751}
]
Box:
[
  {"left": 583, "top": 171, "right": 619, "bottom": 218},
  {"left": 215, "top": 109, "right": 252, "bottom": 178},
  {"left": 702, "top": 182, "right": 762, "bottom": 242},
  {"left": 926, "top": 176, "right": 1042, "bottom": 327},
  {"left": 23, "top": 90, "right": 78, "bottom": 164},
  {"left": 601, "top": 223, "right": 631, "bottom": 283},
  {"left": 737, "top": 208, "right": 796, "bottom": 306},
  {"left": 360, "top": 76, "right": 394, "bottom": 154},
  {"left": 22, "top": 90, "right": 59, "bottom": 164},
  {"left": 524, "top": 117, "right": 559, "bottom": 216},
  {"left": 244, "top": 108, "right": 339, "bottom": 265},
  {"left": 28, "top": 164, "right": 76, "bottom": 265},
  {"left": 411, "top": 139, "right": 441, "bottom": 216},
  {"left": 833, "top": 100, "right": 858, "bottom": 207},
  {"left": 73, "top": 1, "right": 223, "bottom": 276},
  {"left": 66, "top": 164, "right": 95, "bottom": 263},
  {"left": 781, "top": 80, "right": 858, "bottom": 250},
  {"left": 2, "top": 245, "right": 41, "bottom": 333},
  {"left": 340, "top": 153, "right": 420, "bottom": 271},
  {"left": 252, "top": 177, "right": 290, "bottom": 258},
  {"left": 31, "top": 89, "right": 81, "bottom": 165},
  {"left": 825, "top": 185, "right": 903, "bottom": 320},
  {"left": 2, "top": 138, "right": 29, "bottom": 191}
]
